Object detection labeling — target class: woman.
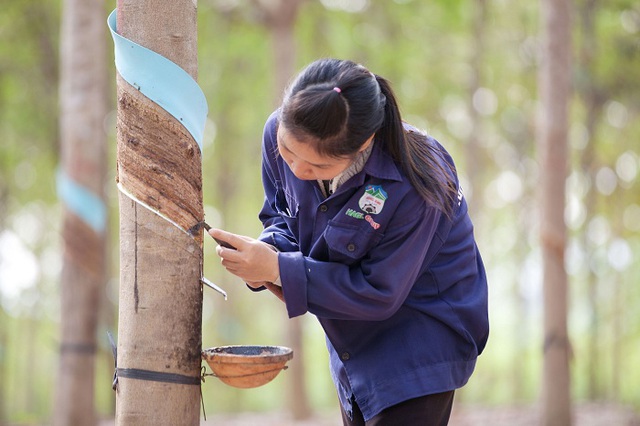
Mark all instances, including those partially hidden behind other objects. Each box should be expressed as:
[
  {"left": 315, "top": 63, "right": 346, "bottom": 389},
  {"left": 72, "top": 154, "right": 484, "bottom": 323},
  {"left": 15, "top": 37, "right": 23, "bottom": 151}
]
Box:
[{"left": 209, "top": 58, "right": 489, "bottom": 425}]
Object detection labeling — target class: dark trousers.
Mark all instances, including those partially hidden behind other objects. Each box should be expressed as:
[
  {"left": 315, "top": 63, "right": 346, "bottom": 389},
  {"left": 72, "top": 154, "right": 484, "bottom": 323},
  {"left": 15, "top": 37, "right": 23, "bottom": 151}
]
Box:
[{"left": 340, "top": 391, "right": 455, "bottom": 426}]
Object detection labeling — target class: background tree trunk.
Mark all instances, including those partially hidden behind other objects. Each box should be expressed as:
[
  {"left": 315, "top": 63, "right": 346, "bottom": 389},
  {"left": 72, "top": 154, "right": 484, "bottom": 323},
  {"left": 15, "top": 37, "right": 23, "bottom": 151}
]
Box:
[
  {"left": 114, "top": 0, "right": 204, "bottom": 424},
  {"left": 576, "top": 0, "right": 605, "bottom": 400},
  {"left": 537, "top": 0, "right": 573, "bottom": 424},
  {"left": 255, "top": 0, "right": 311, "bottom": 420},
  {"left": 54, "top": 0, "right": 108, "bottom": 424},
  {"left": 465, "top": 0, "right": 487, "bottom": 219}
]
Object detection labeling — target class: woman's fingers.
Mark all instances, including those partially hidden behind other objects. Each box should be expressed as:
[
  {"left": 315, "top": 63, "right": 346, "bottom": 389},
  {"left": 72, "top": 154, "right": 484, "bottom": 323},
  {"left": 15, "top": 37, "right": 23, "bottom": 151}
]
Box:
[
  {"left": 209, "top": 228, "right": 279, "bottom": 283},
  {"left": 208, "top": 228, "right": 243, "bottom": 250}
]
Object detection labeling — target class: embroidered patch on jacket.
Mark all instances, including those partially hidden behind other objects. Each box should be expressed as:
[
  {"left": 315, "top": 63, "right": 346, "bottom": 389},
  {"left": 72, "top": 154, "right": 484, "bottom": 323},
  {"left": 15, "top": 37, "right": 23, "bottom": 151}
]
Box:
[
  {"left": 345, "top": 208, "right": 364, "bottom": 219},
  {"left": 358, "top": 185, "right": 387, "bottom": 215}
]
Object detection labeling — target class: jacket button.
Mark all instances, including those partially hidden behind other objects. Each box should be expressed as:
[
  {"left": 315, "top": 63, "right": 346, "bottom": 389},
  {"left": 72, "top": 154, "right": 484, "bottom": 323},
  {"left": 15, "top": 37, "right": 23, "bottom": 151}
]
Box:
[
  {"left": 341, "top": 352, "right": 350, "bottom": 361},
  {"left": 319, "top": 205, "right": 328, "bottom": 212},
  {"left": 346, "top": 243, "right": 356, "bottom": 252}
]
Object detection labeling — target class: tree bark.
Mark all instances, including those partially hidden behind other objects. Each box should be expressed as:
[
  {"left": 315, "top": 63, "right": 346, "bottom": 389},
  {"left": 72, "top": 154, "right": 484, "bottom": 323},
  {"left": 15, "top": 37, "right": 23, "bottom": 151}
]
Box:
[
  {"left": 114, "top": 1, "right": 204, "bottom": 425},
  {"left": 537, "top": 0, "right": 573, "bottom": 424},
  {"left": 54, "top": 0, "right": 108, "bottom": 424}
]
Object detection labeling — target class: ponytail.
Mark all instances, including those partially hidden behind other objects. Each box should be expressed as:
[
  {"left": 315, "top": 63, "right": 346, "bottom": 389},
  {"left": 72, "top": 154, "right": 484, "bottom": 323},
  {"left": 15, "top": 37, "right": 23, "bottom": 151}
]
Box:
[{"left": 375, "top": 76, "right": 458, "bottom": 217}]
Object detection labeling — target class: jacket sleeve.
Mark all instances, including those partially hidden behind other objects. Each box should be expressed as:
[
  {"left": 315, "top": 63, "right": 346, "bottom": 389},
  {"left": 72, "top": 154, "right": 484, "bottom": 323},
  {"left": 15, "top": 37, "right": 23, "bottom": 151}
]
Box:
[{"left": 257, "top": 112, "right": 300, "bottom": 253}]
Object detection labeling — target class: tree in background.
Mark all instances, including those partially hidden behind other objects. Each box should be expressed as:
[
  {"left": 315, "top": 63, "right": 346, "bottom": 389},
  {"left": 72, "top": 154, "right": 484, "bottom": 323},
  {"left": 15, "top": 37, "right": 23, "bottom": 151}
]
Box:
[
  {"left": 465, "top": 0, "right": 488, "bottom": 219},
  {"left": 537, "top": 0, "right": 573, "bottom": 423},
  {"left": 253, "top": 0, "right": 311, "bottom": 420},
  {"left": 576, "top": 0, "right": 605, "bottom": 400},
  {"left": 113, "top": 0, "right": 204, "bottom": 424},
  {"left": 54, "top": 0, "right": 108, "bottom": 424}
]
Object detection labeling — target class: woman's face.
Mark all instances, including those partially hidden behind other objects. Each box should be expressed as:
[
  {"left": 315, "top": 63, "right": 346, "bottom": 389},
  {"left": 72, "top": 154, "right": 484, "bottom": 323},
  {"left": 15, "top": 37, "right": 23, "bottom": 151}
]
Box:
[{"left": 276, "top": 126, "right": 355, "bottom": 181}]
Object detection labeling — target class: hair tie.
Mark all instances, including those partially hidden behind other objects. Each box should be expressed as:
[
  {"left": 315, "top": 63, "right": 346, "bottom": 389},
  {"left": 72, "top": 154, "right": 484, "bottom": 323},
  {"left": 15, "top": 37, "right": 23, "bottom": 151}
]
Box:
[{"left": 333, "top": 87, "right": 341, "bottom": 94}]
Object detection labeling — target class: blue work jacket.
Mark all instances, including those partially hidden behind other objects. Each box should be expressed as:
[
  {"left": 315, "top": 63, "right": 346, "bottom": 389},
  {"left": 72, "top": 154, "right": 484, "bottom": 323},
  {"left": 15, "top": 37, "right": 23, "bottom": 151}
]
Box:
[{"left": 258, "top": 112, "right": 489, "bottom": 421}]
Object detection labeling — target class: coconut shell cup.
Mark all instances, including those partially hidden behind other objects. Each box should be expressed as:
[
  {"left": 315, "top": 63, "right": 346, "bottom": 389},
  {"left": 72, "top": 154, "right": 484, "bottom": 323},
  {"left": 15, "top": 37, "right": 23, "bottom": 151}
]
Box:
[{"left": 202, "top": 345, "right": 293, "bottom": 388}]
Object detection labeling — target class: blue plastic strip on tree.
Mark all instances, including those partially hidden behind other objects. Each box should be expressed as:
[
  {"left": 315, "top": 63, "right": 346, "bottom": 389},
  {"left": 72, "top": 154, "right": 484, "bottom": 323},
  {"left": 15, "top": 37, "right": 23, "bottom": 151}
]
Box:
[
  {"left": 56, "top": 168, "right": 107, "bottom": 234},
  {"left": 107, "top": 9, "right": 208, "bottom": 149}
]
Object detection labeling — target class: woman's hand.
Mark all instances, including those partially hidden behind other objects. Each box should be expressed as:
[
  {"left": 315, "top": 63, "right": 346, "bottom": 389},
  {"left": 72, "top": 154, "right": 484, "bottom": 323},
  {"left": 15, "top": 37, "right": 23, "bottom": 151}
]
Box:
[{"left": 208, "top": 228, "right": 280, "bottom": 284}]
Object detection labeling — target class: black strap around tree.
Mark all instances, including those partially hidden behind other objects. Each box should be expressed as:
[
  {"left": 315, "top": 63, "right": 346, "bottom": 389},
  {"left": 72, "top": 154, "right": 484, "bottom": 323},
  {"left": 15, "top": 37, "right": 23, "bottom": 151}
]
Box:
[
  {"left": 107, "top": 331, "right": 201, "bottom": 390},
  {"left": 115, "top": 367, "right": 201, "bottom": 386},
  {"left": 107, "top": 331, "right": 207, "bottom": 419}
]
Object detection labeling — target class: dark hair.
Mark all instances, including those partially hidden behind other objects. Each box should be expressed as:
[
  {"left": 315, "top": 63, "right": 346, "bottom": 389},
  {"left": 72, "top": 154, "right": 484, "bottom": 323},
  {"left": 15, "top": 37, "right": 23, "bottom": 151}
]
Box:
[{"left": 279, "top": 58, "right": 458, "bottom": 217}]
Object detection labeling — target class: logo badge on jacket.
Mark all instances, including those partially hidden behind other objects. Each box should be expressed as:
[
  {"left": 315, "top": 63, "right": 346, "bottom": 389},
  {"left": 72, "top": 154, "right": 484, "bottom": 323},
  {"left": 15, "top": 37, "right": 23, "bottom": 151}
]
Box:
[{"left": 359, "top": 185, "right": 387, "bottom": 214}]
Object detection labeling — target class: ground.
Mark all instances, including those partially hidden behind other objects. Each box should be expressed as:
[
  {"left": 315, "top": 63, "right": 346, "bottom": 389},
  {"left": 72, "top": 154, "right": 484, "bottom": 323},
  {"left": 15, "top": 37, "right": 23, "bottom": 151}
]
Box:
[
  {"left": 193, "top": 403, "right": 640, "bottom": 425},
  {"left": 93, "top": 403, "right": 639, "bottom": 425}
]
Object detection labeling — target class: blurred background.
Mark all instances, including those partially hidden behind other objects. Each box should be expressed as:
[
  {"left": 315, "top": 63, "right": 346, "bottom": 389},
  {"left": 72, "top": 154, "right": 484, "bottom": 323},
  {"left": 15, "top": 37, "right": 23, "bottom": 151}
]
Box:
[{"left": 0, "top": 0, "right": 639, "bottom": 424}]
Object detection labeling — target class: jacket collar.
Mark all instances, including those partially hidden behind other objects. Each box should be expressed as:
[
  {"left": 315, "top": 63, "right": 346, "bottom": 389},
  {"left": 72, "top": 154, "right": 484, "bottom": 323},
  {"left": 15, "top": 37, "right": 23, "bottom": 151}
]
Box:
[
  {"left": 326, "top": 142, "right": 403, "bottom": 197},
  {"left": 360, "top": 142, "right": 403, "bottom": 183}
]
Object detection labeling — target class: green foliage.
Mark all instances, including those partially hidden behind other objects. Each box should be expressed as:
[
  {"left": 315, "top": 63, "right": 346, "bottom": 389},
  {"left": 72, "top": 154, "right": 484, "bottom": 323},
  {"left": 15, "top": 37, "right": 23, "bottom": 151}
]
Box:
[{"left": 1, "top": 0, "right": 639, "bottom": 423}]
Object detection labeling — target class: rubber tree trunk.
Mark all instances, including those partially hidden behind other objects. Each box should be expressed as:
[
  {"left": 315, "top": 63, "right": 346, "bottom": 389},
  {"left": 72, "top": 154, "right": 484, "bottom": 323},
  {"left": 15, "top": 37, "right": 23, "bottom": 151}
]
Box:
[
  {"left": 537, "top": 0, "right": 572, "bottom": 424},
  {"left": 114, "top": 1, "right": 203, "bottom": 424},
  {"left": 54, "top": 0, "right": 108, "bottom": 424}
]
